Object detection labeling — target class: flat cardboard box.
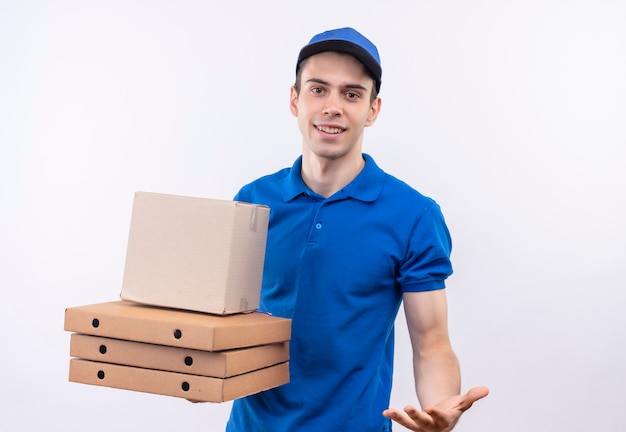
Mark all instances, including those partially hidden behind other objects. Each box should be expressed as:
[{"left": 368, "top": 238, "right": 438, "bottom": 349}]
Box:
[
  {"left": 120, "top": 192, "right": 270, "bottom": 315},
  {"left": 64, "top": 301, "right": 291, "bottom": 351},
  {"left": 69, "top": 358, "right": 289, "bottom": 402},
  {"left": 70, "top": 334, "right": 289, "bottom": 378}
]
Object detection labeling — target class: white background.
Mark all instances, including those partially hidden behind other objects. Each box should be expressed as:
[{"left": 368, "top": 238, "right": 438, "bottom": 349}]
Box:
[{"left": 1, "top": 1, "right": 624, "bottom": 431}]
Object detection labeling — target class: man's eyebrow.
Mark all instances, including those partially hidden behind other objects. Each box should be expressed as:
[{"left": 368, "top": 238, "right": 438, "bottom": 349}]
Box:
[
  {"left": 305, "top": 78, "right": 368, "bottom": 91},
  {"left": 305, "top": 78, "right": 330, "bottom": 86}
]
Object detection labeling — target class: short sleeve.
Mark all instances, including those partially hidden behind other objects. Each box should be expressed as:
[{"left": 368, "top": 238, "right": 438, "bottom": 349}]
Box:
[{"left": 398, "top": 202, "right": 453, "bottom": 292}]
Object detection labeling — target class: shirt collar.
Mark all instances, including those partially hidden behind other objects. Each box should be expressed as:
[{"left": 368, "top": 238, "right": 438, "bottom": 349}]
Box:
[{"left": 282, "top": 153, "right": 385, "bottom": 203}]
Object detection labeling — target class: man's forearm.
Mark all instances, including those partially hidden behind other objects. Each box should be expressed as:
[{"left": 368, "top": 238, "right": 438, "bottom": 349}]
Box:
[{"left": 413, "top": 346, "right": 461, "bottom": 409}]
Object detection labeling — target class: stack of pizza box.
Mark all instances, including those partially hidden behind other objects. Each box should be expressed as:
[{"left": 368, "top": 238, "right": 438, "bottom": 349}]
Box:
[{"left": 64, "top": 192, "right": 291, "bottom": 402}]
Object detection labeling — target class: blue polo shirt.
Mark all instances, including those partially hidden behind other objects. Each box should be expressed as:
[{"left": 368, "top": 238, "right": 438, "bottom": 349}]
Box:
[{"left": 226, "top": 154, "right": 453, "bottom": 432}]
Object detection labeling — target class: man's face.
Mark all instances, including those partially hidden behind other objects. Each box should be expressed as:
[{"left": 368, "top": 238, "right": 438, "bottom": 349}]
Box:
[{"left": 290, "top": 51, "right": 381, "bottom": 163}]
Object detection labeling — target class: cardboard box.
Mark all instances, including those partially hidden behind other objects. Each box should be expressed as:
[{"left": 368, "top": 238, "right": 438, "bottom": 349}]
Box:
[
  {"left": 120, "top": 192, "right": 270, "bottom": 315},
  {"left": 70, "top": 334, "right": 290, "bottom": 378},
  {"left": 64, "top": 301, "right": 291, "bottom": 351},
  {"left": 69, "top": 358, "right": 289, "bottom": 402}
]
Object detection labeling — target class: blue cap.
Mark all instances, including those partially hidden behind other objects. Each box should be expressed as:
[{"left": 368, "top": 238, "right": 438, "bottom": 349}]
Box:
[{"left": 296, "top": 27, "right": 382, "bottom": 94}]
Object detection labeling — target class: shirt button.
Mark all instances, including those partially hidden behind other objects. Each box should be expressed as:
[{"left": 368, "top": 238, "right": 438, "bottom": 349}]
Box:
[{"left": 315, "top": 223, "right": 322, "bottom": 229}]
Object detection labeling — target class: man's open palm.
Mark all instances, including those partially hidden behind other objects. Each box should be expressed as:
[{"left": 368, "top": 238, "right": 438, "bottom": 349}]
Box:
[{"left": 383, "top": 386, "right": 489, "bottom": 432}]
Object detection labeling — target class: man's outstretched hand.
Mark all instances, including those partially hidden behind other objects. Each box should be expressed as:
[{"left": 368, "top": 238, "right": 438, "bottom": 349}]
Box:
[{"left": 382, "top": 386, "right": 489, "bottom": 432}]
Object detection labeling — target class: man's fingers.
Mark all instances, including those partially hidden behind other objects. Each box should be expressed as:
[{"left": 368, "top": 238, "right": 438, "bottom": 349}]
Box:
[
  {"left": 382, "top": 408, "right": 414, "bottom": 429},
  {"left": 404, "top": 405, "right": 436, "bottom": 425},
  {"left": 423, "top": 406, "right": 451, "bottom": 425},
  {"left": 383, "top": 407, "right": 434, "bottom": 430}
]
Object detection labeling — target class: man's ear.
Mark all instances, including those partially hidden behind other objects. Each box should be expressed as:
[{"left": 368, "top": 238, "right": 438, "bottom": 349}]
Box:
[
  {"left": 365, "top": 97, "right": 382, "bottom": 127},
  {"left": 289, "top": 86, "right": 299, "bottom": 117}
]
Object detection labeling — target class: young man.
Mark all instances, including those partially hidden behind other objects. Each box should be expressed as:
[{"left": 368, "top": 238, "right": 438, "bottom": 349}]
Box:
[{"left": 226, "top": 28, "right": 488, "bottom": 432}]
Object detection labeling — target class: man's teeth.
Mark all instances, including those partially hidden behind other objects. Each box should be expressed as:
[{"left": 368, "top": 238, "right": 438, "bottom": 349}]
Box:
[{"left": 317, "top": 125, "right": 343, "bottom": 134}]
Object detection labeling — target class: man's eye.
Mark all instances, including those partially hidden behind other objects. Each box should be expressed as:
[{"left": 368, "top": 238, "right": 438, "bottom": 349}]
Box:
[
  {"left": 346, "top": 92, "right": 360, "bottom": 100},
  {"left": 311, "top": 87, "right": 323, "bottom": 94}
]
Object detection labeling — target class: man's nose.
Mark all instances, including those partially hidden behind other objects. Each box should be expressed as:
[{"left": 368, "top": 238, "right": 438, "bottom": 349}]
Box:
[{"left": 322, "top": 92, "right": 342, "bottom": 116}]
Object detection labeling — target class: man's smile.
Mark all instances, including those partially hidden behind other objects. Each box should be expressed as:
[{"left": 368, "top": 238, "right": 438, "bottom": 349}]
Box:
[{"left": 315, "top": 125, "right": 345, "bottom": 134}]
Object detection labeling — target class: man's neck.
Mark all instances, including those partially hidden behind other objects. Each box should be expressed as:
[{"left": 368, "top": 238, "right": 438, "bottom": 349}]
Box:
[{"left": 301, "top": 153, "right": 365, "bottom": 198}]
